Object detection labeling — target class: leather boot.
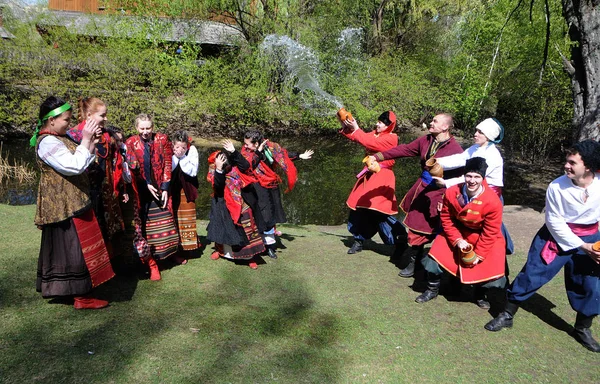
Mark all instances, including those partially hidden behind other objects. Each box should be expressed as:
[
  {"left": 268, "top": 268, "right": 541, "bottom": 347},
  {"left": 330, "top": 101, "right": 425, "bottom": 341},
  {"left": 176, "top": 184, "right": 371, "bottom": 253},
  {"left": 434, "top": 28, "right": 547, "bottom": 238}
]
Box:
[
  {"left": 74, "top": 296, "right": 109, "bottom": 310},
  {"left": 572, "top": 313, "right": 600, "bottom": 352},
  {"left": 484, "top": 301, "right": 519, "bottom": 331},
  {"left": 147, "top": 257, "right": 161, "bottom": 281},
  {"left": 398, "top": 246, "right": 422, "bottom": 278},
  {"left": 474, "top": 285, "right": 490, "bottom": 309},
  {"left": 266, "top": 244, "right": 278, "bottom": 259},
  {"left": 347, "top": 240, "right": 363, "bottom": 254},
  {"left": 415, "top": 273, "right": 441, "bottom": 303}
]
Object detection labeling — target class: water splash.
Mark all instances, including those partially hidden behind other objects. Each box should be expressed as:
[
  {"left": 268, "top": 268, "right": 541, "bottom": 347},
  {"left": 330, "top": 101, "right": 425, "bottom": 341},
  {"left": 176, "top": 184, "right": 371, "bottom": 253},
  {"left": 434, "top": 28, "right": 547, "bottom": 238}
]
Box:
[
  {"left": 337, "top": 28, "right": 364, "bottom": 60},
  {"left": 260, "top": 34, "right": 343, "bottom": 111}
]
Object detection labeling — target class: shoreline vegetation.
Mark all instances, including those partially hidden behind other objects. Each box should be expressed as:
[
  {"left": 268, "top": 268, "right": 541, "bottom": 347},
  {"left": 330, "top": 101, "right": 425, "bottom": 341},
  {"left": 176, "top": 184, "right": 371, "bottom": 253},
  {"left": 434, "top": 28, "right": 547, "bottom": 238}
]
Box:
[
  {"left": 1, "top": 0, "right": 574, "bottom": 165},
  {"left": 1, "top": 203, "right": 598, "bottom": 382}
]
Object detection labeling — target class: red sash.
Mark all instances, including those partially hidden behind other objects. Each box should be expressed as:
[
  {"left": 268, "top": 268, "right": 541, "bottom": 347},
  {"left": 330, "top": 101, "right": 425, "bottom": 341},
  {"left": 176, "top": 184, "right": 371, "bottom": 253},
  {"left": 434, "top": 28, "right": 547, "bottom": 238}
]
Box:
[
  {"left": 540, "top": 222, "right": 598, "bottom": 264},
  {"left": 72, "top": 210, "right": 115, "bottom": 287}
]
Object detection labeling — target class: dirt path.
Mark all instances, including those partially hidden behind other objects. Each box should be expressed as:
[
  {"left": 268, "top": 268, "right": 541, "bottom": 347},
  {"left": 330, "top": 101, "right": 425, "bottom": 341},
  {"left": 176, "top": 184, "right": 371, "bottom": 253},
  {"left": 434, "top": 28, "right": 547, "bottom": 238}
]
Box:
[{"left": 502, "top": 205, "right": 545, "bottom": 252}]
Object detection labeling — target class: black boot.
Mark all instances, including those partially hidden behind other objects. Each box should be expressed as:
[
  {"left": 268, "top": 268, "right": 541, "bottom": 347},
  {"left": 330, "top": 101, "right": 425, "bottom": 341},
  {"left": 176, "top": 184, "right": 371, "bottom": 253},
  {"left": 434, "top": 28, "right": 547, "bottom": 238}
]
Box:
[
  {"left": 484, "top": 301, "right": 519, "bottom": 331},
  {"left": 398, "top": 246, "right": 422, "bottom": 278},
  {"left": 474, "top": 285, "right": 490, "bottom": 310},
  {"left": 347, "top": 240, "right": 363, "bottom": 254},
  {"left": 266, "top": 244, "right": 277, "bottom": 259},
  {"left": 486, "top": 287, "right": 507, "bottom": 316},
  {"left": 572, "top": 313, "right": 600, "bottom": 352},
  {"left": 415, "top": 273, "right": 441, "bottom": 303}
]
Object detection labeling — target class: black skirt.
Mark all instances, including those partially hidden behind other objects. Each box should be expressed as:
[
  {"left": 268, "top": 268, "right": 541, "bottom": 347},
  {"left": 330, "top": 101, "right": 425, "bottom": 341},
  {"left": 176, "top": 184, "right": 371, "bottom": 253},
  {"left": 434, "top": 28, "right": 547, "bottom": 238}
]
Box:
[
  {"left": 206, "top": 198, "right": 248, "bottom": 247},
  {"left": 241, "top": 184, "right": 286, "bottom": 232},
  {"left": 36, "top": 219, "right": 92, "bottom": 298}
]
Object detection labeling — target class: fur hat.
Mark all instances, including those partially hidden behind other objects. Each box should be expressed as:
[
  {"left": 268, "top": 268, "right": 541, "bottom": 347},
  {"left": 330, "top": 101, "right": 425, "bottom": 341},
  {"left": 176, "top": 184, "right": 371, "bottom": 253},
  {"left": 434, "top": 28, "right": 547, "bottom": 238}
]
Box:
[
  {"left": 476, "top": 118, "right": 504, "bottom": 143},
  {"left": 464, "top": 157, "right": 488, "bottom": 177}
]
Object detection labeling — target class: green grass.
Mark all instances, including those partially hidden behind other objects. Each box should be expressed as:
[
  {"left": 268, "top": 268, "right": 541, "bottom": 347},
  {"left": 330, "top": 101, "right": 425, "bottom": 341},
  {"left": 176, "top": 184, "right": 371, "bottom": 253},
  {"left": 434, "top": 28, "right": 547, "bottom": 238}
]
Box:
[{"left": 0, "top": 204, "right": 598, "bottom": 383}]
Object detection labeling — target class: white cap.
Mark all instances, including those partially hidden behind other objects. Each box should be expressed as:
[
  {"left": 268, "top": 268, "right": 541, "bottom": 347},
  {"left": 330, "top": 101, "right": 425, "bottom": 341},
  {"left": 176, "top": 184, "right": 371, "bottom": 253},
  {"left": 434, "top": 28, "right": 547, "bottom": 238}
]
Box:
[{"left": 476, "top": 118, "right": 501, "bottom": 141}]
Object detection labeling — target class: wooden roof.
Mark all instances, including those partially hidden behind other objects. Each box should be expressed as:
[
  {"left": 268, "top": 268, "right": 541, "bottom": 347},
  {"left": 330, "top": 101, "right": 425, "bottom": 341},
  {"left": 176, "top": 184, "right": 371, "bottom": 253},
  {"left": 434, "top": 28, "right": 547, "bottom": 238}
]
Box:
[{"left": 38, "top": 9, "right": 246, "bottom": 46}]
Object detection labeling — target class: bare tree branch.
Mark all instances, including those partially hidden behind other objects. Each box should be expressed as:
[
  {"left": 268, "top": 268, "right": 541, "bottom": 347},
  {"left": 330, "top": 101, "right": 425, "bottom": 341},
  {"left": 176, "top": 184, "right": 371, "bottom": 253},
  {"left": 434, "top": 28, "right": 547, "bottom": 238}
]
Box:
[{"left": 538, "top": 0, "right": 550, "bottom": 84}]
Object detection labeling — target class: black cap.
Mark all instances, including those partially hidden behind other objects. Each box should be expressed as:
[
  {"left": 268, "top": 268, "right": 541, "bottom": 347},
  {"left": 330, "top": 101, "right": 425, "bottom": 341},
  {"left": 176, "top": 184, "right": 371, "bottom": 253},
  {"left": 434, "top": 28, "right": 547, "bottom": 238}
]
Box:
[{"left": 464, "top": 157, "right": 488, "bottom": 177}]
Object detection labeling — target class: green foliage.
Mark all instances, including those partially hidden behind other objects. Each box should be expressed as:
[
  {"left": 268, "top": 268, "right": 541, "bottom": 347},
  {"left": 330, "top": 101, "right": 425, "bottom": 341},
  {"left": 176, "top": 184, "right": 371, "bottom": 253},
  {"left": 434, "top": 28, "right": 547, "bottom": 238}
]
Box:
[{"left": 0, "top": 0, "right": 577, "bottom": 161}]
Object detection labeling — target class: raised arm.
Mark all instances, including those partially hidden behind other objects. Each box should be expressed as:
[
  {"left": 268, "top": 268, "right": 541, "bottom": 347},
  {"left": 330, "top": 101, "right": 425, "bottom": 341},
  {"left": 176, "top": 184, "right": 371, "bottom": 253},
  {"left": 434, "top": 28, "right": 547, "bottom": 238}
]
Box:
[{"left": 37, "top": 136, "right": 95, "bottom": 176}]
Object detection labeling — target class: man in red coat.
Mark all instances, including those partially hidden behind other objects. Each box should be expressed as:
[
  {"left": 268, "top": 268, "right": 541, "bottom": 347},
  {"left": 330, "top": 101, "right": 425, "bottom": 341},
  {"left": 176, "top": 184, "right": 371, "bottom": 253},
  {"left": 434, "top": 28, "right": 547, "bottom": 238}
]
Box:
[
  {"left": 371, "top": 113, "right": 464, "bottom": 277},
  {"left": 416, "top": 157, "right": 506, "bottom": 311},
  {"left": 340, "top": 111, "right": 407, "bottom": 255}
]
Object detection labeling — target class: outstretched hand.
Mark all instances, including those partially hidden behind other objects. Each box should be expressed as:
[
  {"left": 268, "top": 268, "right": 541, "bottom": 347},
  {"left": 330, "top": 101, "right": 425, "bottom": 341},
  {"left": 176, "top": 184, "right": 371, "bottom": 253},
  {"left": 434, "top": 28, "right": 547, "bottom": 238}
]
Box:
[
  {"left": 340, "top": 117, "right": 359, "bottom": 133},
  {"left": 222, "top": 139, "right": 235, "bottom": 153},
  {"left": 299, "top": 149, "right": 314, "bottom": 160}
]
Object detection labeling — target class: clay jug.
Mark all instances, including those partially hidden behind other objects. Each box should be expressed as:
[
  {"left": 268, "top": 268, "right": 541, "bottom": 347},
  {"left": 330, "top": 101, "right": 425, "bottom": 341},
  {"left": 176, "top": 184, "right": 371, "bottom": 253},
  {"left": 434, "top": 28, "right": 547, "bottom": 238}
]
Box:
[
  {"left": 337, "top": 107, "right": 353, "bottom": 122},
  {"left": 425, "top": 158, "right": 443, "bottom": 178},
  {"left": 460, "top": 244, "right": 477, "bottom": 266},
  {"left": 362, "top": 156, "right": 380, "bottom": 173}
]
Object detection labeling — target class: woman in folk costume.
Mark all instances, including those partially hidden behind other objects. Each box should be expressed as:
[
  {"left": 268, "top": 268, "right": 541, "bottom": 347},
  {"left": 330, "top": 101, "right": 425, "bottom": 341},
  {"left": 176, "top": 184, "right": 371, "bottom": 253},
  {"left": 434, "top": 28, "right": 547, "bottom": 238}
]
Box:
[
  {"left": 125, "top": 114, "right": 179, "bottom": 281},
  {"left": 241, "top": 130, "right": 313, "bottom": 259},
  {"left": 206, "top": 141, "right": 266, "bottom": 269},
  {"left": 339, "top": 110, "right": 407, "bottom": 255},
  {"left": 369, "top": 113, "right": 464, "bottom": 277},
  {"left": 416, "top": 157, "right": 506, "bottom": 312},
  {"left": 170, "top": 130, "right": 201, "bottom": 258},
  {"left": 32, "top": 96, "right": 114, "bottom": 309},
  {"left": 67, "top": 97, "right": 124, "bottom": 255}
]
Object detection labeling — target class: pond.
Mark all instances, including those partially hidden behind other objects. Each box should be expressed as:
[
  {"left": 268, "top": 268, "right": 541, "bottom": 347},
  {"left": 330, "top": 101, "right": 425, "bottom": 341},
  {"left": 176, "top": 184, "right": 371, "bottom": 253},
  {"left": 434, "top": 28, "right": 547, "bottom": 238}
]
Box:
[{"left": 0, "top": 133, "right": 534, "bottom": 225}]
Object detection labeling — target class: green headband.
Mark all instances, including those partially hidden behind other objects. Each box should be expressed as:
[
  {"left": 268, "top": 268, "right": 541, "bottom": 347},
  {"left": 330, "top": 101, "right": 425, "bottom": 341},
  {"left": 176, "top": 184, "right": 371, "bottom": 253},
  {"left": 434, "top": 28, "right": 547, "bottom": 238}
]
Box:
[{"left": 30, "top": 103, "right": 72, "bottom": 147}]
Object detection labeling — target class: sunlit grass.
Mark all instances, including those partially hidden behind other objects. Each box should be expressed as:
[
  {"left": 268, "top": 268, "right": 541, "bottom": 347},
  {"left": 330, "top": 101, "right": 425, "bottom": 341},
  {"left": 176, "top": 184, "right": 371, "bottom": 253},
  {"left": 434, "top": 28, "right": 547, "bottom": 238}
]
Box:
[{"left": 0, "top": 204, "right": 598, "bottom": 383}]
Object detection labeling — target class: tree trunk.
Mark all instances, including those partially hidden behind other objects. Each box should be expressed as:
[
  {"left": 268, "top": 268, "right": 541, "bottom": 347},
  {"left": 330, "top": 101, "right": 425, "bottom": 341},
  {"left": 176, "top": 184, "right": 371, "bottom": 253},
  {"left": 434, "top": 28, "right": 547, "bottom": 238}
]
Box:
[
  {"left": 562, "top": 0, "right": 600, "bottom": 141},
  {"left": 370, "top": 0, "right": 389, "bottom": 54}
]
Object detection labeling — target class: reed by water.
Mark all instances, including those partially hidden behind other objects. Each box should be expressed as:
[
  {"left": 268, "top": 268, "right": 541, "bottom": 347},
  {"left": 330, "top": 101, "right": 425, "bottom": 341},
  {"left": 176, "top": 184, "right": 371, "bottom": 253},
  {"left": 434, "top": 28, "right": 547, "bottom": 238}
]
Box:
[{"left": 0, "top": 142, "right": 36, "bottom": 185}]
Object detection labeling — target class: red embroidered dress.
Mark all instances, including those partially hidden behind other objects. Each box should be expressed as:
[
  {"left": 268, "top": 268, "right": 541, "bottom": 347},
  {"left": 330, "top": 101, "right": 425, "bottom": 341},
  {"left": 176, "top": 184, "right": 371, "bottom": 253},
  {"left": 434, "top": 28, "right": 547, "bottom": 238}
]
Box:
[
  {"left": 342, "top": 128, "right": 398, "bottom": 215},
  {"left": 125, "top": 133, "right": 173, "bottom": 193}
]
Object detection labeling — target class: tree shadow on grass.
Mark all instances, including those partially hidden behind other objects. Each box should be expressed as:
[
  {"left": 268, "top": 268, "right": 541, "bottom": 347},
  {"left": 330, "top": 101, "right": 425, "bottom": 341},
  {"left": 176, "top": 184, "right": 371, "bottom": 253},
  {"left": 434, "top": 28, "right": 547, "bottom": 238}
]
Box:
[
  {"left": 1, "top": 255, "right": 342, "bottom": 383},
  {"left": 191, "top": 267, "right": 342, "bottom": 383}
]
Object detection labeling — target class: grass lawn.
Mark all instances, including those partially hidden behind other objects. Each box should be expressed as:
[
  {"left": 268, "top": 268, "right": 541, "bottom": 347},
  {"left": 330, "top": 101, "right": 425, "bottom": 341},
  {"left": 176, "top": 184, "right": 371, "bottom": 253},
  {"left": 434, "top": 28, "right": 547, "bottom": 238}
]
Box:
[{"left": 0, "top": 204, "right": 598, "bottom": 383}]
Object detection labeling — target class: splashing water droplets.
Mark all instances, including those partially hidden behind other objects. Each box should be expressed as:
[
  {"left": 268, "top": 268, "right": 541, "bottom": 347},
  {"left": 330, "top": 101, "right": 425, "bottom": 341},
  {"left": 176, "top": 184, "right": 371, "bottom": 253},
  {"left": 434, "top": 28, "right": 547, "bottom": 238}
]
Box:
[{"left": 260, "top": 34, "right": 343, "bottom": 112}]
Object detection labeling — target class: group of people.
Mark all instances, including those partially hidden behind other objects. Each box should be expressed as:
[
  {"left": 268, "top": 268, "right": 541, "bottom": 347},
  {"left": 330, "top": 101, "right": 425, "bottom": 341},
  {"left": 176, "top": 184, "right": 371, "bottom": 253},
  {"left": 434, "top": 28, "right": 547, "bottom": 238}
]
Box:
[
  {"left": 339, "top": 110, "right": 600, "bottom": 353},
  {"left": 31, "top": 94, "right": 600, "bottom": 352},
  {"left": 33, "top": 96, "right": 311, "bottom": 311},
  {"left": 33, "top": 96, "right": 207, "bottom": 308}
]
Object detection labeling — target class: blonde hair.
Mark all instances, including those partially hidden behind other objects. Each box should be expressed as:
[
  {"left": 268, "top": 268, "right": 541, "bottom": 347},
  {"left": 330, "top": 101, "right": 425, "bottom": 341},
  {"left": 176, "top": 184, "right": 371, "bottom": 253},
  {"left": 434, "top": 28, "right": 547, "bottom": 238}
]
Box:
[
  {"left": 135, "top": 113, "right": 153, "bottom": 129},
  {"left": 78, "top": 97, "right": 106, "bottom": 123}
]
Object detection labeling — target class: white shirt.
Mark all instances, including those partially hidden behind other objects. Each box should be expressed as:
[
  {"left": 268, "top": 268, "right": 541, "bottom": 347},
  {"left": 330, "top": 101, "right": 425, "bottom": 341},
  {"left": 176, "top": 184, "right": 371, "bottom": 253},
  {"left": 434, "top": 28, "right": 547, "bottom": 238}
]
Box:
[
  {"left": 436, "top": 143, "right": 504, "bottom": 188},
  {"left": 545, "top": 174, "right": 600, "bottom": 251},
  {"left": 37, "top": 135, "right": 95, "bottom": 176},
  {"left": 171, "top": 145, "right": 199, "bottom": 177}
]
